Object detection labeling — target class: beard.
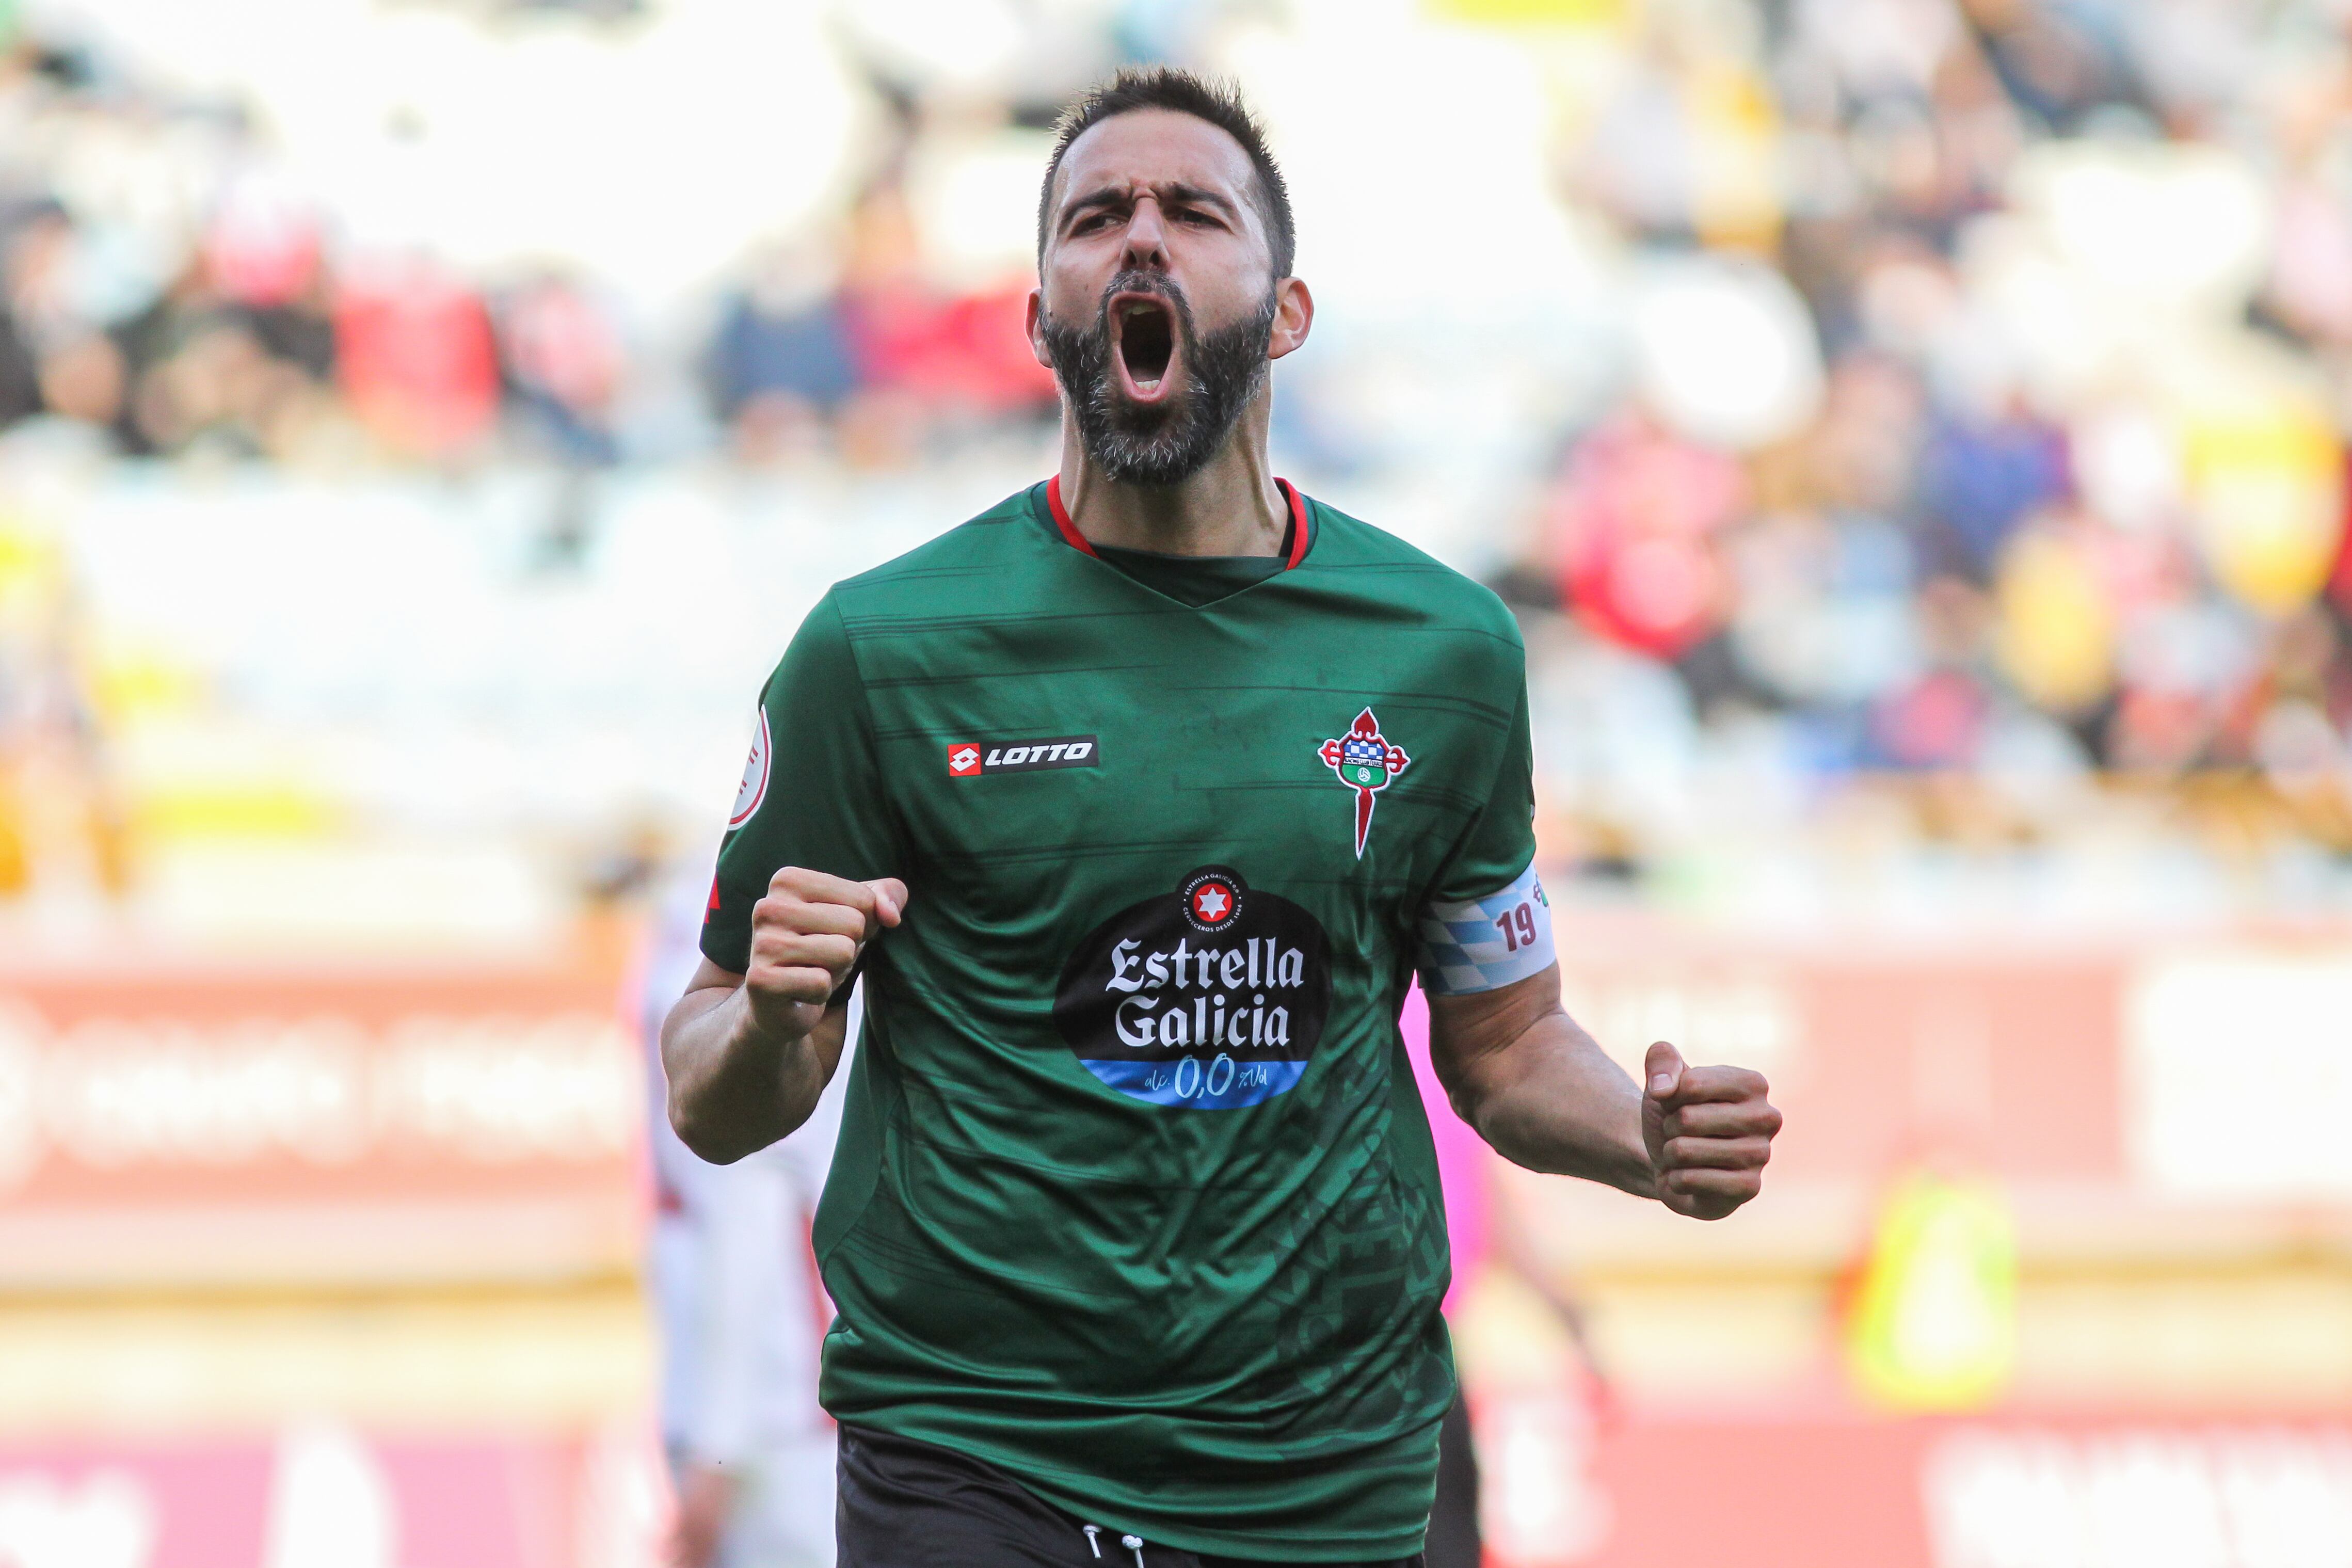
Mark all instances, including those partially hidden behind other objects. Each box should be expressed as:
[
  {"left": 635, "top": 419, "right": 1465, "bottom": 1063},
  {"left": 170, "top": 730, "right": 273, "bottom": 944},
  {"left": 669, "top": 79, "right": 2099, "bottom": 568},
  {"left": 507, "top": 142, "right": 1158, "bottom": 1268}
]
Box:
[{"left": 1038, "top": 270, "right": 1276, "bottom": 488}]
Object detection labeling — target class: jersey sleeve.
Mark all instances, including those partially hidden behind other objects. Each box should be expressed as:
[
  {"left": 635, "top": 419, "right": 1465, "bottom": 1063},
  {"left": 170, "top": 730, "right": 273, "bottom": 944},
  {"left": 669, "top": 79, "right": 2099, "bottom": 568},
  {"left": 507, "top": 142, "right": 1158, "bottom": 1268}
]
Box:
[
  {"left": 700, "top": 591, "right": 898, "bottom": 977},
  {"left": 1414, "top": 674, "right": 1554, "bottom": 996}
]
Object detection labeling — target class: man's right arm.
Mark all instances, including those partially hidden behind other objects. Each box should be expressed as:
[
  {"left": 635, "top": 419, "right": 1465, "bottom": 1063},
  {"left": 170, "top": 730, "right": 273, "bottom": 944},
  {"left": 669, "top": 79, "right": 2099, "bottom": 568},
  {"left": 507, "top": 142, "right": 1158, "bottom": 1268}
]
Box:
[{"left": 661, "top": 867, "right": 905, "bottom": 1164}]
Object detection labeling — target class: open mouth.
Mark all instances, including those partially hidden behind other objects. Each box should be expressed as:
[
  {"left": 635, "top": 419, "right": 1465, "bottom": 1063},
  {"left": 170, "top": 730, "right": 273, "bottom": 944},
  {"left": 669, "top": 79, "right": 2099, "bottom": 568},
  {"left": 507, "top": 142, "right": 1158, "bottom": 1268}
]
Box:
[{"left": 1110, "top": 292, "right": 1178, "bottom": 401}]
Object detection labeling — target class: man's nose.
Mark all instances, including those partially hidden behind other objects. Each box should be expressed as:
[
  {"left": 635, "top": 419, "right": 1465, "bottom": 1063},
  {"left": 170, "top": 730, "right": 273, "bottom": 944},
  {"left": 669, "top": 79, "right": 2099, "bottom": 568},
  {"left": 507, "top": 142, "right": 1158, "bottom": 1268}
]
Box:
[{"left": 1122, "top": 195, "right": 1170, "bottom": 271}]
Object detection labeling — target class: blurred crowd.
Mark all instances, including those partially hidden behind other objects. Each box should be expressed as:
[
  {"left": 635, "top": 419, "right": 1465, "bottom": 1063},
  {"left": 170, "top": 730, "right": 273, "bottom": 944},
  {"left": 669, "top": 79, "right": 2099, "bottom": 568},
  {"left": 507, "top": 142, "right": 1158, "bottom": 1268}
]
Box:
[
  {"left": 10, "top": 0, "right": 2352, "bottom": 917},
  {"left": 0, "top": 22, "right": 1058, "bottom": 472},
  {"left": 1504, "top": 0, "right": 2352, "bottom": 847}
]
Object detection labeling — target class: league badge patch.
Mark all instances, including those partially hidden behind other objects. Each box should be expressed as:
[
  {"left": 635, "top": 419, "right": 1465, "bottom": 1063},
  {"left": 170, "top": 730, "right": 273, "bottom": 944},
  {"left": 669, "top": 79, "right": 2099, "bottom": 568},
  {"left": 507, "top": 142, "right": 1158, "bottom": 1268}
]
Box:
[
  {"left": 1317, "top": 708, "right": 1410, "bottom": 859},
  {"left": 729, "top": 709, "right": 771, "bottom": 830}
]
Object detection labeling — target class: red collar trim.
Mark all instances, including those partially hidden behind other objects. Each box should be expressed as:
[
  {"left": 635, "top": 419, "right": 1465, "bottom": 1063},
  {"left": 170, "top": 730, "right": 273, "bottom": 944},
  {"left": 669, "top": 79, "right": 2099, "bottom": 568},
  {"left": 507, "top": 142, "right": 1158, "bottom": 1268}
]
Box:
[
  {"left": 1046, "top": 475, "right": 1312, "bottom": 569},
  {"left": 1044, "top": 472, "right": 1097, "bottom": 557}
]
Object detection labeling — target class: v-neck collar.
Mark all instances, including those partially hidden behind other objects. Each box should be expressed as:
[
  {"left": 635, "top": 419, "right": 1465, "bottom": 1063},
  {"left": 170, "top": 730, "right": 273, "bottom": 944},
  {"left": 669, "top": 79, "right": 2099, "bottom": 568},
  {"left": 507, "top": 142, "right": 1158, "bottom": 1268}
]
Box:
[{"left": 1043, "top": 474, "right": 1314, "bottom": 571}]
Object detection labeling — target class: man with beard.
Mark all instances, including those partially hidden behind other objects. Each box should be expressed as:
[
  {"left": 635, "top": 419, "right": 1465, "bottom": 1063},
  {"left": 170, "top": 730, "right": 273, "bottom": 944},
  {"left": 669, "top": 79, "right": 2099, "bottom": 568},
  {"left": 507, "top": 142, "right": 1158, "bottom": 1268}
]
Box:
[{"left": 663, "top": 69, "right": 1781, "bottom": 1567}]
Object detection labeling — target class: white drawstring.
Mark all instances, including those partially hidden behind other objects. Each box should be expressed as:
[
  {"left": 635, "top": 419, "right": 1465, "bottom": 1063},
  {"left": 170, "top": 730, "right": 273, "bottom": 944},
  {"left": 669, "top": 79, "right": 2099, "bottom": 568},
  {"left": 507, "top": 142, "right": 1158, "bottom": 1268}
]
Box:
[{"left": 1079, "top": 1522, "right": 1146, "bottom": 1565}]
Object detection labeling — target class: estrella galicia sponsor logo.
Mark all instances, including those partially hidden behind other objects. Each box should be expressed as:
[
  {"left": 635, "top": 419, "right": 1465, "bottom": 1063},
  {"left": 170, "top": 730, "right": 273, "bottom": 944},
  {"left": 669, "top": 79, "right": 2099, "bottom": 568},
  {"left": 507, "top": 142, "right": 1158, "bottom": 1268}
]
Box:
[
  {"left": 1054, "top": 866, "right": 1330, "bottom": 1109},
  {"left": 946, "top": 735, "right": 1099, "bottom": 777}
]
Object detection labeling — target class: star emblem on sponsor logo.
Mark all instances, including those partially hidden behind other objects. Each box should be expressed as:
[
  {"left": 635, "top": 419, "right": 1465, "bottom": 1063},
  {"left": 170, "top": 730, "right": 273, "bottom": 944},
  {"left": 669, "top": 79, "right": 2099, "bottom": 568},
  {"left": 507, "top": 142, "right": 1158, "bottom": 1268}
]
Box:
[
  {"left": 1180, "top": 869, "right": 1244, "bottom": 932},
  {"left": 1317, "top": 708, "right": 1410, "bottom": 859}
]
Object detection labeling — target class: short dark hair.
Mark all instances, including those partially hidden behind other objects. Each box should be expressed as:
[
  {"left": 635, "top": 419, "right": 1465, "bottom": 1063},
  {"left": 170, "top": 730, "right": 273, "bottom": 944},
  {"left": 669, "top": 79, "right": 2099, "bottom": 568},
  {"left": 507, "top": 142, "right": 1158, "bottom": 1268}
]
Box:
[{"left": 1035, "top": 68, "right": 1296, "bottom": 282}]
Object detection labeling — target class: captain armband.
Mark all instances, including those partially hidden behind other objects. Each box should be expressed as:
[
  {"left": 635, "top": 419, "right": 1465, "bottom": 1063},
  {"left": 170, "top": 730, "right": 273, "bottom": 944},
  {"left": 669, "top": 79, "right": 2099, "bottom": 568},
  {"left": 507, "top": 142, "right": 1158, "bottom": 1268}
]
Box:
[{"left": 1414, "top": 860, "right": 1555, "bottom": 996}]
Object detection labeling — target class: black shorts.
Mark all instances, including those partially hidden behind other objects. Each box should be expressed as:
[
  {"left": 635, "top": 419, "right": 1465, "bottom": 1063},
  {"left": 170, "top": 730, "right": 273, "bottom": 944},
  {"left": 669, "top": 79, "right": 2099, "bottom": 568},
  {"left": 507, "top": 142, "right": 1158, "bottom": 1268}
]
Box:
[{"left": 835, "top": 1423, "right": 1429, "bottom": 1568}]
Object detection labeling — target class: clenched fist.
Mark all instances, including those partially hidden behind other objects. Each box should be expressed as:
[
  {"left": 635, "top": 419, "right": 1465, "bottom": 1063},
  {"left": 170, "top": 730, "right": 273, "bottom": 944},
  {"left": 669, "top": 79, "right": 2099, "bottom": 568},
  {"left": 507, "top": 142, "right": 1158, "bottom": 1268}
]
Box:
[
  {"left": 1642, "top": 1041, "right": 1780, "bottom": 1221},
  {"left": 745, "top": 867, "right": 907, "bottom": 1040}
]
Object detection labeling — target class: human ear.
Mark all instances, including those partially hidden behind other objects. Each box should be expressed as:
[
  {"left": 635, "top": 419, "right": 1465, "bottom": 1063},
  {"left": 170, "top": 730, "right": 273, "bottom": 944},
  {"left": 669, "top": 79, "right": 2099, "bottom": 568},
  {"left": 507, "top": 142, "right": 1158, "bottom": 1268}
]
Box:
[
  {"left": 1026, "top": 287, "right": 1053, "bottom": 369},
  {"left": 1269, "top": 276, "right": 1313, "bottom": 361}
]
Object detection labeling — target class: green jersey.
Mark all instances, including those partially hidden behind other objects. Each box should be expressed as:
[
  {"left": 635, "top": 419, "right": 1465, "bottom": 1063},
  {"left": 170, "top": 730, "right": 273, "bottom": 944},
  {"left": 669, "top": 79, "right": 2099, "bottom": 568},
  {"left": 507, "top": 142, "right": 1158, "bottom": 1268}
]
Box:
[{"left": 702, "top": 479, "right": 1547, "bottom": 1560}]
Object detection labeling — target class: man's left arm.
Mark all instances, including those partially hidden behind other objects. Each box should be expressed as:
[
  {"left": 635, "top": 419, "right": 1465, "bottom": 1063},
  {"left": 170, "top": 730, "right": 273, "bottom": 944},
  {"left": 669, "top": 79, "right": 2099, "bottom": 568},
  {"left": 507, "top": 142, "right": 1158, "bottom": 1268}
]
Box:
[
  {"left": 1418, "top": 652, "right": 1777, "bottom": 1217},
  {"left": 1427, "top": 964, "right": 1780, "bottom": 1221}
]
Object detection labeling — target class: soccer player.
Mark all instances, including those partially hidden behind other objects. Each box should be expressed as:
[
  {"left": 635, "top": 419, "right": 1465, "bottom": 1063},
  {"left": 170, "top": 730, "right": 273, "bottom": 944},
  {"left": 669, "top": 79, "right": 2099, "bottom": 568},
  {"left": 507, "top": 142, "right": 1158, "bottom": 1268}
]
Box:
[
  {"left": 663, "top": 68, "right": 1781, "bottom": 1568},
  {"left": 640, "top": 853, "right": 848, "bottom": 1568}
]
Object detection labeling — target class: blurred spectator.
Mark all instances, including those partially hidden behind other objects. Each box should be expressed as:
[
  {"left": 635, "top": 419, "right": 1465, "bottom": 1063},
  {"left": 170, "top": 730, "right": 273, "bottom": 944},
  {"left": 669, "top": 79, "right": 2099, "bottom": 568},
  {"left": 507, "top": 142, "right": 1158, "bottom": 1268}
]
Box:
[
  {"left": 637, "top": 858, "right": 845, "bottom": 1568},
  {"left": 499, "top": 273, "right": 625, "bottom": 466},
  {"left": 1403, "top": 983, "right": 1614, "bottom": 1568},
  {"left": 1841, "top": 1163, "right": 2019, "bottom": 1412},
  {"left": 705, "top": 181, "right": 1052, "bottom": 466},
  {"left": 1548, "top": 413, "right": 1747, "bottom": 662},
  {"left": 1967, "top": 0, "right": 2136, "bottom": 134},
  {"left": 1916, "top": 402, "right": 2069, "bottom": 578},
  {"left": 113, "top": 257, "right": 324, "bottom": 460},
  {"left": 0, "top": 313, "right": 37, "bottom": 428},
  {"left": 96, "top": 182, "right": 340, "bottom": 461},
  {"left": 5, "top": 203, "right": 125, "bottom": 438},
  {"left": 334, "top": 256, "right": 500, "bottom": 460},
  {"left": 831, "top": 179, "right": 1054, "bottom": 463},
  {"left": 707, "top": 246, "right": 861, "bottom": 463},
  {"left": 0, "top": 226, "right": 47, "bottom": 428},
  {"left": 0, "top": 508, "right": 129, "bottom": 901}
]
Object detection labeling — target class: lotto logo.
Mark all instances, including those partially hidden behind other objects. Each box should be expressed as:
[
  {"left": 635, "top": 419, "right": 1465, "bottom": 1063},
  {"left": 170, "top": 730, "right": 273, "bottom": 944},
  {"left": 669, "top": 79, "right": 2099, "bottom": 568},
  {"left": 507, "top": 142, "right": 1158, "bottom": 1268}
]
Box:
[{"left": 946, "top": 734, "right": 1100, "bottom": 777}]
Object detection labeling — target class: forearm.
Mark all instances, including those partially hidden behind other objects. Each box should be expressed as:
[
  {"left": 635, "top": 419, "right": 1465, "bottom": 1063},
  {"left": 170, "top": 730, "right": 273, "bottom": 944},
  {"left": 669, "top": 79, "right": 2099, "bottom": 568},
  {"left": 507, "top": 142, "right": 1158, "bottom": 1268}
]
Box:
[
  {"left": 1452, "top": 1010, "right": 1657, "bottom": 1198},
  {"left": 660, "top": 984, "right": 831, "bottom": 1164}
]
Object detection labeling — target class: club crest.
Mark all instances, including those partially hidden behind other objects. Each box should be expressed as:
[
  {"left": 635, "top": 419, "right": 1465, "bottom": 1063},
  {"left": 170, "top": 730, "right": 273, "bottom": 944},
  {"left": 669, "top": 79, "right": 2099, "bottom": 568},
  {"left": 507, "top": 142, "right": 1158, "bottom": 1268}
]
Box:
[{"left": 1317, "top": 708, "right": 1410, "bottom": 858}]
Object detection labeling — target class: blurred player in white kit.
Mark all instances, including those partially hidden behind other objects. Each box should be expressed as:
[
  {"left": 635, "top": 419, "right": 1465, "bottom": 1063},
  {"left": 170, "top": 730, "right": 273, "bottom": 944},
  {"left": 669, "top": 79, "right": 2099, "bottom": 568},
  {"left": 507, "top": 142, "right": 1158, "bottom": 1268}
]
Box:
[{"left": 638, "top": 855, "right": 851, "bottom": 1568}]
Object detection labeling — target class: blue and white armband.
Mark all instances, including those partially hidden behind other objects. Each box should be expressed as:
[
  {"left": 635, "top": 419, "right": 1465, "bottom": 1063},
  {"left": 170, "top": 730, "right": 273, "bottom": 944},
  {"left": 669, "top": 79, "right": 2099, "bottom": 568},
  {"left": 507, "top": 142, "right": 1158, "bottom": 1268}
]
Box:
[{"left": 1414, "top": 860, "right": 1555, "bottom": 996}]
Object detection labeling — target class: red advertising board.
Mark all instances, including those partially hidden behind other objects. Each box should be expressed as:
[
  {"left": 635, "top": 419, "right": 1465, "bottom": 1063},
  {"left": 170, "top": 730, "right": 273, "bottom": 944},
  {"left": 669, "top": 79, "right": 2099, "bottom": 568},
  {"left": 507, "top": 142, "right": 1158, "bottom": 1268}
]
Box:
[
  {"left": 0, "top": 963, "right": 645, "bottom": 1286},
  {"left": 0, "top": 1425, "right": 666, "bottom": 1568},
  {"left": 7, "top": 1406, "right": 2344, "bottom": 1568},
  {"left": 1479, "top": 1392, "right": 2352, "bottom": 1568},
  {"left": 1551, "top": 919, "right": 2131, "bottom": 1187}
]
